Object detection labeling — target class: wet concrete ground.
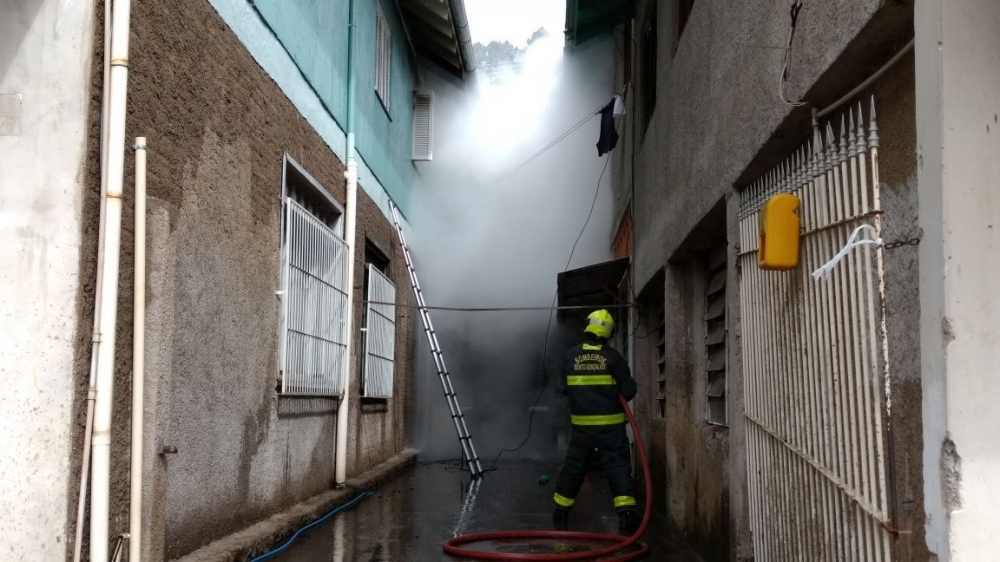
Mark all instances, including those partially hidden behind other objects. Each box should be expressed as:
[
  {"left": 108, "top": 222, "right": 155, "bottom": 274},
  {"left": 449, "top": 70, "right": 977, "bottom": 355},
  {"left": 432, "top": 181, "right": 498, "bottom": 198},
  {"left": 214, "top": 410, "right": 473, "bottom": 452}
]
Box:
[{"left": 271, "top": 459, "right": 702, "bottom": 561}]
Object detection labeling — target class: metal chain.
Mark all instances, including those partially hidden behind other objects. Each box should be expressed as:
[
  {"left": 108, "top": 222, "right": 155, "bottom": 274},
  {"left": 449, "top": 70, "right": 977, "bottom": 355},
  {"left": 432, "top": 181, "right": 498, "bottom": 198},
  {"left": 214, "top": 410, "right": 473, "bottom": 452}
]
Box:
[{"left": 882, "top": 232, "right": 922, "bottom": 250}]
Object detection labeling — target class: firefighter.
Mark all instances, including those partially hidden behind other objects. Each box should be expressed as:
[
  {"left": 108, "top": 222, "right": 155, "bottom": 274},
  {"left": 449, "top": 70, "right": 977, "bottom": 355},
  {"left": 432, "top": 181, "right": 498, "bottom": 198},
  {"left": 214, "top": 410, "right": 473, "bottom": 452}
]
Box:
[{"left": 552, "top": 309, "right": 640, "bottom": 534}]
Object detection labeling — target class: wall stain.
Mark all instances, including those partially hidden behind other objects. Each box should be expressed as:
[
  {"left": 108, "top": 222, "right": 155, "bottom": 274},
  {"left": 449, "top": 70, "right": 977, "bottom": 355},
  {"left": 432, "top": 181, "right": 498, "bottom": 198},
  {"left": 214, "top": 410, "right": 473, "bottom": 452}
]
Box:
[{"left": 940, "top": 436, "right": 962, "bottom": 512}]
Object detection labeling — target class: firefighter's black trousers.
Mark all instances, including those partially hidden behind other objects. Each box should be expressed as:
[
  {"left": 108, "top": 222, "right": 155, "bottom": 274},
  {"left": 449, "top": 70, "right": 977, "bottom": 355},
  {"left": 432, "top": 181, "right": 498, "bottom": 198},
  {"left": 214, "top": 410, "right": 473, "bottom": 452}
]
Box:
[{"left": 553, "top": 423, "right": 636, "bottom": 513}]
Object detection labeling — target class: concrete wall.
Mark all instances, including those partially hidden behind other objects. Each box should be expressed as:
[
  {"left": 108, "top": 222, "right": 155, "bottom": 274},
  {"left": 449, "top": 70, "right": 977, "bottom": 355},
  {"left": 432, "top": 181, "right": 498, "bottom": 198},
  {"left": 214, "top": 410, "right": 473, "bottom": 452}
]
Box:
[
  {"left": 204, "top": 0, "right": 405, "bottom": 222},
  {"left": 916, "top": 1, "right": 1000, "bottom": 560},
  {"left": 618, "top": 1, "right": 920, "bottom": 560},
  {"left": 629, "top": 0, "right": 912, "bottom": 291},
  {"left": 68, "top": 0, "right": 415, "bottom": 559},
  {"left": 661, "top": 252, "right": 732, "bottom": 561},
  {"left": 871, "top": 53, "right": 929, "bottom": 562},
  {"left": 247, "top": 0, "right": 417, "bottom": 211},
  {"left": 0, "top": 0, "right": 97, "bottom": 559}
]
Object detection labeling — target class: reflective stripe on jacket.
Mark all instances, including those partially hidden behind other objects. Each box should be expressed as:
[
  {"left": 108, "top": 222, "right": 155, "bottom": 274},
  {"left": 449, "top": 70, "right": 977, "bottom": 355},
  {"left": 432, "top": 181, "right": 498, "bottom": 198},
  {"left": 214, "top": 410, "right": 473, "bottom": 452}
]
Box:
[{"left": 559, "top": 334, "right": 636, "bottom": 426}]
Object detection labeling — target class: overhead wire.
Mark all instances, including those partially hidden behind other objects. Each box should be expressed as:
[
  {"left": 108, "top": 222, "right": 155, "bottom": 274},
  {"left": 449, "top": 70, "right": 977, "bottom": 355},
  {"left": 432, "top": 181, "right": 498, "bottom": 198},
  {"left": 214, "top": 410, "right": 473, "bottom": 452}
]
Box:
[
  {"left": 485, "top": 83, "right": 627, "bottom": 188},
  {"left": 361, "top": 301, "right": 635, "bottom": 312},
  {"left": 779, "top": 0, "right": 807, "bottom": 107},
  {"left": 486, "top": 91, "right": 625, "bottom": 471}
]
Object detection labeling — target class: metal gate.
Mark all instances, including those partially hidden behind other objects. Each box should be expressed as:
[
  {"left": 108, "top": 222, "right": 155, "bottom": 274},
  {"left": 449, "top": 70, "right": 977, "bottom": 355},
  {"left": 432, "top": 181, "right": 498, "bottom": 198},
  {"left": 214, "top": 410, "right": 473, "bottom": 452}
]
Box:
[{"left": 738, "top": 99, "right": 894, "bottom": 561}]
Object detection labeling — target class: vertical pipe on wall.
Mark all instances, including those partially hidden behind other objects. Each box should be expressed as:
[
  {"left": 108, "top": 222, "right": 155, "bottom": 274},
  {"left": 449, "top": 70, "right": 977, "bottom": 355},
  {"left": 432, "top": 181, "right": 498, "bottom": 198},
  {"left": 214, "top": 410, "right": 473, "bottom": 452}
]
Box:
[
  {"left": 129, "top": 138, "right": 147, "bottom": 562},
  {"left": 335, "top": 0, "right": 359, "bottom": 486},
  {"left": 73, "top": 0, "right": 115, "bottom": 559},
  {"left": 91, "top": 0, "right": 133, "bottom": 558}
]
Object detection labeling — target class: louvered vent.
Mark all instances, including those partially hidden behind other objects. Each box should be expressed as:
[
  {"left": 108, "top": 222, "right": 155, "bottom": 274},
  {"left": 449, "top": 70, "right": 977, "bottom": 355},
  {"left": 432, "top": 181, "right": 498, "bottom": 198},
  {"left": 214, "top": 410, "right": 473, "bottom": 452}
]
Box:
[{"left": 412, "top": 91, "right": 433, "bottom": 161}]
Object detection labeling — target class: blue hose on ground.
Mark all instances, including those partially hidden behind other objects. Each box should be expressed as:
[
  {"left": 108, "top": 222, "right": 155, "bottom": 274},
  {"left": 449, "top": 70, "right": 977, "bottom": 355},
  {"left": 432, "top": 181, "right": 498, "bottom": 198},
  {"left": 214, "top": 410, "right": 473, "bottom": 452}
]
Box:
[{"left": 249, "top": 491, "right": 375, "bottom": 562}]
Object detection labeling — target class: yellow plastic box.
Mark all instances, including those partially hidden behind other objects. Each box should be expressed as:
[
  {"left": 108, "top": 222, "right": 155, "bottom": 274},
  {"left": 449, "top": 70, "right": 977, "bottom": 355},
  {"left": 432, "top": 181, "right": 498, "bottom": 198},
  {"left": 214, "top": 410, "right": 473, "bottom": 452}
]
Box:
[{"left": 758, "top": 193, "right": 801, "bottom": 270}]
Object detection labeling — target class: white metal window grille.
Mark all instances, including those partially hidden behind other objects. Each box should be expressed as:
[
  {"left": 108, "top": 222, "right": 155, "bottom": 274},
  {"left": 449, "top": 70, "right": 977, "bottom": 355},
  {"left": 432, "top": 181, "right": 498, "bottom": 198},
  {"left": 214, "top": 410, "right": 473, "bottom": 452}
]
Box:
[
  {"left": 705, "top": 245, "right": 727, "bottom": 426},
  {"left": 738, "top": 98, "right": 893, "bottom": 561},
  {"left": 280, "top": 198, "right": 349, "bottom": 396},
  {"left": 361, "top": 264, "right": 396, "bottom": 398},
  {"left": 412, "top": 91, "right": 433, "bottom": 161},
  {"left": 375, "top": 4, "right": 392, "bottom": 112}
]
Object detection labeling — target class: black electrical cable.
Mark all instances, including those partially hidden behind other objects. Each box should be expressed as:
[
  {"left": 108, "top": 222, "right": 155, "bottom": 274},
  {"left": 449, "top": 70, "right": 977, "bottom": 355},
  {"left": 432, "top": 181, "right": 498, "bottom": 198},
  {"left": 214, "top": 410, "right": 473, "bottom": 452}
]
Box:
[
  {"left": 360, "top": 301, "right": 635, "bottom": 312},
  {"left": 485, "top": 91, "right": 626, "bottom": 189},
  {"left": 779, "top": 0, "right": 807, "bottom": 107}
]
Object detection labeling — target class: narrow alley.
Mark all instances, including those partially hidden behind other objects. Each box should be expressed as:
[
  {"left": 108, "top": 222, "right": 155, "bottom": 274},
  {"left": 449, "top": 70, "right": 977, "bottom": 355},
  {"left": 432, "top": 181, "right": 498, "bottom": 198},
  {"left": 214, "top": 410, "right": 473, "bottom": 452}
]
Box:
[
  {"left": 268, "top": 461, "right": 700, "bottom": 561},
  {"left": 4, "top": 0, "right": 1000, "bottom": 561}
]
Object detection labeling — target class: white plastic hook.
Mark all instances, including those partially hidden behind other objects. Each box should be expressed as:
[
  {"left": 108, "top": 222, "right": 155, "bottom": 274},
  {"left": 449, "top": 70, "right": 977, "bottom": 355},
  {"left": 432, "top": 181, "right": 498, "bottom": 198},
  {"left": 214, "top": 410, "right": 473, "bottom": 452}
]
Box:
[{"left": 811, "top": 224, "right": 882, "bottom": 280}]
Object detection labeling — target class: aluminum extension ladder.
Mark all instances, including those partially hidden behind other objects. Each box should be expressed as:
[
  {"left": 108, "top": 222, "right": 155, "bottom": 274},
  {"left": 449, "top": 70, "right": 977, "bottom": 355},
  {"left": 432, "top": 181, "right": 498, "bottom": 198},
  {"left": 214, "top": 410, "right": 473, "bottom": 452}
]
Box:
[{"left": 389, "top": 201, "right": 484, "bottom": 479}]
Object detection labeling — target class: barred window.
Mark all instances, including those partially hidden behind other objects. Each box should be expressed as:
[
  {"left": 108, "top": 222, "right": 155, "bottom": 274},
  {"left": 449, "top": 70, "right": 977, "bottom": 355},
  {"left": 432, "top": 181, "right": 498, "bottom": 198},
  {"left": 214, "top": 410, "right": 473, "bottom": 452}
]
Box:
[
  {"left": 360, "top": 242, "right": 396, "bottom": 398},
  {"left": 278, "top": 156, "right": 348, "bottom": 396}
]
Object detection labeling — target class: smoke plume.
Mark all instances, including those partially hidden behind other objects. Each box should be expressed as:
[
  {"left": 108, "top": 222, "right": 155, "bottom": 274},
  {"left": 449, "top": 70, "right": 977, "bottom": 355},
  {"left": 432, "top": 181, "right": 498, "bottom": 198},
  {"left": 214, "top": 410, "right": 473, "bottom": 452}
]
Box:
[{"left": 407, "top": 32, "right": 617, "bottom": 462}]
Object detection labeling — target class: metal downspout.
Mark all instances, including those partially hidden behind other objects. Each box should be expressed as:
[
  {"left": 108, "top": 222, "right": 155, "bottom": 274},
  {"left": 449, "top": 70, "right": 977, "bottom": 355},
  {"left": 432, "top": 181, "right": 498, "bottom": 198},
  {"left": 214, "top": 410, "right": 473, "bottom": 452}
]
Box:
[
  {"left": 335, "top": 0, "right": 359, "bottom": 486},
  {"left": 449, "top": 0, "right": 476, "bottom": 73}
]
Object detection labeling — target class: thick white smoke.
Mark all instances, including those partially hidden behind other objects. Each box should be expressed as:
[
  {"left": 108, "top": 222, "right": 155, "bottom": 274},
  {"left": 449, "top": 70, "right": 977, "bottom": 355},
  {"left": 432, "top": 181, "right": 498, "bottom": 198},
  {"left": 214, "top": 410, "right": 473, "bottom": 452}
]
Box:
[{"left": 407, "top": 32, "right": 617, "bottom": 462}]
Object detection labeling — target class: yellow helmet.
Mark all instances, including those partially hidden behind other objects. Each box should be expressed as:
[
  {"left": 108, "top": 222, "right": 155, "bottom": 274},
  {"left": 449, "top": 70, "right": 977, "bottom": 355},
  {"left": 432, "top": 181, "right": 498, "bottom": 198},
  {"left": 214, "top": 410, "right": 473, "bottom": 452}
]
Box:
[{"left": 584, "top": 309, "right": 615, "bottom": 339}]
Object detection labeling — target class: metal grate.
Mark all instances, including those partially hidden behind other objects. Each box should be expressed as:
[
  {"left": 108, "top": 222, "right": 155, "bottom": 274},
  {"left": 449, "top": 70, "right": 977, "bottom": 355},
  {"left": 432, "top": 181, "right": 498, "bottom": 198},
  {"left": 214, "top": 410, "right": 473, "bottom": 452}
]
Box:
[
  {"left": 705, "top": 244, "right": 728, "bottom": 426},
  {"left": 362, "top": 264, "right": 396, "bottom": 398},
  {"left": 739, "top": 98, "right": 894, "bottom": 561},
  {"left": 280, "top": 198, "right": 349, "bottom": 396}
]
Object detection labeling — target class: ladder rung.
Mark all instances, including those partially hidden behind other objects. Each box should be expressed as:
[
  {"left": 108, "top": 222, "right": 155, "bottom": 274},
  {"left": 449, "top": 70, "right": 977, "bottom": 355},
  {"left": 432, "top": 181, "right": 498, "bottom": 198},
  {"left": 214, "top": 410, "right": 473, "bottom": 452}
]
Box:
[{"left": 391, "top": 200, "right": 481, "bottom": 480}]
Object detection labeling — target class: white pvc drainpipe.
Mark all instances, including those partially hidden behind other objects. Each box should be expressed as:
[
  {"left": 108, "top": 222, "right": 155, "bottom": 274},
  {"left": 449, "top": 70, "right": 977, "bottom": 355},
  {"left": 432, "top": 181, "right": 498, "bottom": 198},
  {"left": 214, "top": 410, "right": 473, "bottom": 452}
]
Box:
[
  {"left": 335, "top": 0, "right": 359, "bottom": 486},
  {"left": 72, "top": 0, "right": 114, "bottom": 559},
  {"left": 336, "top": 161, "right": 358, "bottom": 486},
  {"left": 129, "top": 137, "right": 147, "bottom": 562},
  {"left": 91, "top": 0, "right": 133, "bottom": 559}
]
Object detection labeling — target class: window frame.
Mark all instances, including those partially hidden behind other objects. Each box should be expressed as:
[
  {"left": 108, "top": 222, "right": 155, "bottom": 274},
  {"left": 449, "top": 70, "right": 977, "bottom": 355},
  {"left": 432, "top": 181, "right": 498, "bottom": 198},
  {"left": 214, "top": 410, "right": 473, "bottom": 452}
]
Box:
[
  {"left": 278, "top": 155, "right": 348, "bottom": 397},
  {"left": 282, "top": 155, "right": 344, "bottom": 235},
  {"left": 412, "top": 91, "right": 434, "bottom": 161},
  {"left": 360, "top": 240, "right": 396, "bottom": 399},
  {"left": 375, "top": 2, "right": 393, "bottom": 114}
]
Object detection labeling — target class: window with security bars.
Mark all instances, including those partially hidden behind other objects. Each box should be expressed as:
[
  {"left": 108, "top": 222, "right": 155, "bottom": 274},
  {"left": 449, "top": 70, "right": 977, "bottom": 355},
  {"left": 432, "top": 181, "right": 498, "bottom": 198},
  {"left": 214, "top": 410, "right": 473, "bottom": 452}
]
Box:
[
  {"left": 360, "top": 243, "right": 396, "bottom": 398},
  {"left": 278, "top": 158, "right": 348, "bottom": 396},
  {"left": 375, "top": 3, "right": 392, "bottom": 112},
  {"left": 704, "top": 244, "right": 727, "bottom": 426}
]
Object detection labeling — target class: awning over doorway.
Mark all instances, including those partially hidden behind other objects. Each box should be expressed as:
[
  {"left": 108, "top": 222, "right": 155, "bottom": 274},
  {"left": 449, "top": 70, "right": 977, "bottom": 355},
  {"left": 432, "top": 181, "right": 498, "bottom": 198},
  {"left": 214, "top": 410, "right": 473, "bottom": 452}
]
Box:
[{"left": 556, "top": 257, "right": 631, "bottom": 319}]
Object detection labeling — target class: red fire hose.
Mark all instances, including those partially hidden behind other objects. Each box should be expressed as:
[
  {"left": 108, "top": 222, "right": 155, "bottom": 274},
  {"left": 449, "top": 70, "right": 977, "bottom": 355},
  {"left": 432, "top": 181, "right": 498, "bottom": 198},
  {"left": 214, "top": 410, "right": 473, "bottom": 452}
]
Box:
[{"left": 443, "top": 395, "right": 652, "bottom": 561}]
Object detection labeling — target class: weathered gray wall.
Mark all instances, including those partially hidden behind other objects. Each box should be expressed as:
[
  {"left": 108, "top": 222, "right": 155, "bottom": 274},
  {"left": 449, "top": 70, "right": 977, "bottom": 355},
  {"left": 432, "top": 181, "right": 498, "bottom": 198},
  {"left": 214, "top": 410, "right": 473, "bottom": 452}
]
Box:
[
  {"left": 69, "top": 0, "right": 414, "bottom": 559},
  {"left": 0, "top": 0, "right": 98, "bottom": 559},
  {"left": 915, "top": 1, "right": 1000, "bottom": 557},
  {"left": 659, "top": 206, "right": 731, "bottom": 561},
  {"left": 871, "top": 52, "right": 929, "bottom": 562},
  {"left": 621, "top": 1, "right": 919, "bottom": 561},
  {"left": 629, "top": 0, "right": 913, "bottom": 290}
]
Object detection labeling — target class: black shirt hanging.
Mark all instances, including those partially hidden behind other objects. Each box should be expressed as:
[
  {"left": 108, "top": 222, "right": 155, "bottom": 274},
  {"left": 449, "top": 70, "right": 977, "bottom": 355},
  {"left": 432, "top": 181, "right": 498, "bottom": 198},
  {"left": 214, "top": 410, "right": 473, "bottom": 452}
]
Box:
[{"left": 596, "top": 98, "right": 619, "bottom": 156}]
